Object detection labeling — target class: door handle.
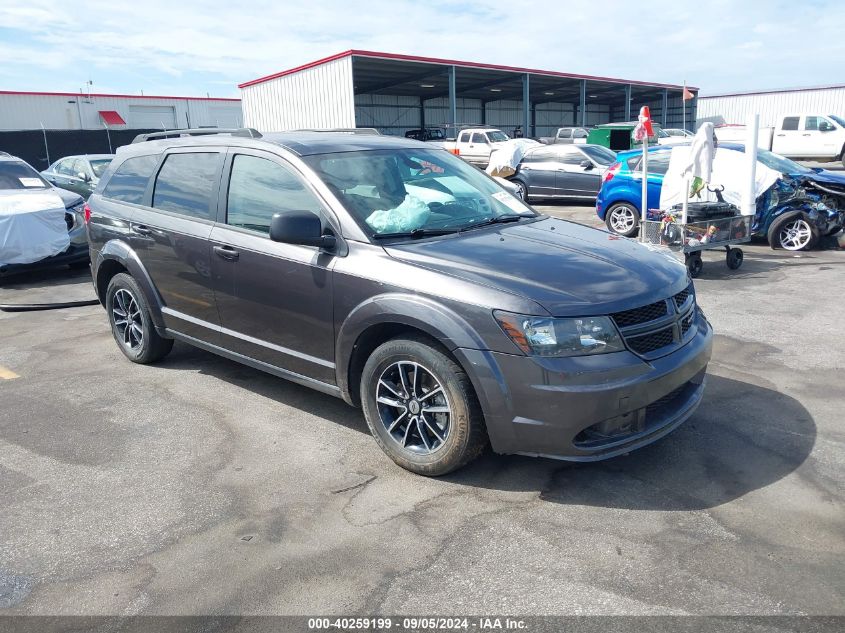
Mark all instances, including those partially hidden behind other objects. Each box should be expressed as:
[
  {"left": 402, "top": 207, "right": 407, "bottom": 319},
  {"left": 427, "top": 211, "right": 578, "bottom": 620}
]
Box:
[
  {"left": 776, "top": 133, "right": 785, "bottom": 137},
  {"left": 213, "top": 245, "right": 239, "bottom": 261},
  {"left": 802, "top": 133, "right": 811, "bottom": 136},
  {"left": 132, "top": 224, "right": 152, "bottom": 236}
]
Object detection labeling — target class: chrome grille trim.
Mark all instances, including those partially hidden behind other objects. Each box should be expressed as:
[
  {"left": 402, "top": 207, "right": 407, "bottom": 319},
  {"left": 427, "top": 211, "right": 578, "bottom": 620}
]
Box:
[{"left": 612, "top": 285, "right": 697, "bottom": 358}]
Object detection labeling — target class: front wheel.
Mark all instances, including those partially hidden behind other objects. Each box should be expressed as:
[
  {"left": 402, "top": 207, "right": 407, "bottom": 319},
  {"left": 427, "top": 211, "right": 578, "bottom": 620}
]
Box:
[
  {"left": 768, "top": 215, "right": 818, "bottom": 251},
  {"left": 511, "top": 179, "right": 528, "bottom": 201},
  {"left": 605, "top": 203, "right": 640, "bottom": 237},
  {"left": 360, "top": 337, "right": 487, "bottom": 476}
]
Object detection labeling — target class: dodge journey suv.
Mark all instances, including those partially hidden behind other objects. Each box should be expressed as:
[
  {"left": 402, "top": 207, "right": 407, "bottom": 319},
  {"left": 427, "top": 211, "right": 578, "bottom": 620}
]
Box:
[{"left": 86, "top": 129, "right": 712, "bottom": 476}]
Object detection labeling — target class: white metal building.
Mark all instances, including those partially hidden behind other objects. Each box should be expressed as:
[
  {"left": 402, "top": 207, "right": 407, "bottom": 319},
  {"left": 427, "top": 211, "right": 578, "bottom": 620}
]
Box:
[
  {"left": 239, "top": 50, "right": 698, "bottom": 137},
  {"left": 0, "top": 91, "right": 243, "bottom": 131},
  {"left": 697, "top": 85, "right": 845, "bottom": 128}
]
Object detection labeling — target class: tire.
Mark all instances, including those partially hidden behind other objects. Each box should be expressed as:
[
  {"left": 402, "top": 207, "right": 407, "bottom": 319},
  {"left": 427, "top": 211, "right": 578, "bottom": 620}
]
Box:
[
  {"left": 685, "top": 253, "right": 703, "bottom": 278},
  {"left": 105, "top": 272, "right": 173, "bottom": 364},
  {"left": 726, "top": 248, "right": 743, "bottom": 270},
  {"left": 605, "top": 203, "right": 640, "bottom": 237},
  {"left": 768, "top": 214, "right": 818, "bottom": 251},
  {"left": 360, "top": 336, "right": 488, "bottom": 476},
  {"left": 511, "top": 179, "right": 528, "bottom": 201}
]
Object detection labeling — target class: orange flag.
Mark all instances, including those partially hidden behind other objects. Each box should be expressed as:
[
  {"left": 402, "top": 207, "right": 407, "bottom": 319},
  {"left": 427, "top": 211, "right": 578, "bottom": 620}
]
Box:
[{"left": 683, "top": 87, "right": 694, "bottom": 101}]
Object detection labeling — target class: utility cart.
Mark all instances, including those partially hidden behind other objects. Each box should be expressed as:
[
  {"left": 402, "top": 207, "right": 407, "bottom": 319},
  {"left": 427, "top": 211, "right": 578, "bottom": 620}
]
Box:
[{"left": 640, "top": 204, "right": 752, "bottom": 278}]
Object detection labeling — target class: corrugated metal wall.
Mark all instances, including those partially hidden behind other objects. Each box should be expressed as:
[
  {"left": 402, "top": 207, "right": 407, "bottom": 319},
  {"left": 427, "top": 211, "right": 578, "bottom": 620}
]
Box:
[
  {"left": 0, "top": 93, "right": 242, "bottom": 131},
  {"left": 241, "top": 56, "right": 355, "bottom": 131},
  {"left": 697, "top": 87, "right": 845, "bottom": 127}
]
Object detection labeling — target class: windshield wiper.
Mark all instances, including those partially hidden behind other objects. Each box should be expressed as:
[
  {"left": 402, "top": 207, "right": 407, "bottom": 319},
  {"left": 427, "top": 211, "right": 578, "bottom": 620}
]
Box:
[
  {"left": 459, "top": 214, "right": 528, "bottom": 232},
  {"left": 371, "top": 228, "right": 458, "bottom": 240}
]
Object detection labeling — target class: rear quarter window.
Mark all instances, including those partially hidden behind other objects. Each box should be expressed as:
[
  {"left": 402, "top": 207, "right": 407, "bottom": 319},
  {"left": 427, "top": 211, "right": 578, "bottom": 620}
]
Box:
[
  {"left": 152, "top": 152, "right": 220, "bottom": 220},
  {"left": 102, "top": 155, "right": 159, "bottom": 203}
]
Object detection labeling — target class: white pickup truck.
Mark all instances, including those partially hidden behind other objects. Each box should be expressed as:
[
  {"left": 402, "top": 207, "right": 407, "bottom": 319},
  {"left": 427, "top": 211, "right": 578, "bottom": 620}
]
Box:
[
  {"left": 440, "top": 128, "right": 510, "bottom": 167},
  {"left": 715, "top": 114, "right": 845, "bottom": 167}
]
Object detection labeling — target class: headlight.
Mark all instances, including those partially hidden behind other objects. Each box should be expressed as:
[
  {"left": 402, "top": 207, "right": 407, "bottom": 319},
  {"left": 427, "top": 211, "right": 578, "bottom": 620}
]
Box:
[{"left": 494, "top": 311, "right": 625, "bottom": 357}]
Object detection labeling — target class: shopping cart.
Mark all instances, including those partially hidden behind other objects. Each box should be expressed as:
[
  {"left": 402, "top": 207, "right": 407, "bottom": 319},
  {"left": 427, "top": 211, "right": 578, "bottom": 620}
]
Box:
[{"left": 641, "top": 211, "right": 752, "bottom": 278}]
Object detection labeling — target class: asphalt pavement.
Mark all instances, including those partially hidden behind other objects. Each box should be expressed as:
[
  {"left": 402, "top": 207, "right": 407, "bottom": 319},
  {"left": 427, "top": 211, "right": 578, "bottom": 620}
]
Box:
[{"left": 0, "top": 203, "right": 842, "bottom": 622}]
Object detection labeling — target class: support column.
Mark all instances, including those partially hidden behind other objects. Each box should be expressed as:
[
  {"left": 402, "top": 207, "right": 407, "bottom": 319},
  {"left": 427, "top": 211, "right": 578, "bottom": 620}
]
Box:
[
  {"left": 662, "top": 88, "right": 669, "bottom": 126},
  {"left": 579, "top": 79, "right": 587, "bottom": 127},
  {"left": 522, "top": 73, "right": 530, "bottom": 137},
  {"left": 448, "top": 65, "right": 457, "bottom": 138},
  {"left": 624, "top": 84, "right": 632, "bottom": 121},
  {"left": 420, "top": 96, "right": 425, "bottom": 131},
  {"left": 531, "top": 101, "right": 537, "bottom": 138},
  {"left": 481, "top": 101, "right": 486, "bottom": 125}
]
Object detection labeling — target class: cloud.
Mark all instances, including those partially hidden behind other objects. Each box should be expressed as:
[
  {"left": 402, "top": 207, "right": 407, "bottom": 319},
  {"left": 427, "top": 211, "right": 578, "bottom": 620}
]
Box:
[{"left": 0, "top": 0, "right": 843, "bottom": 96}]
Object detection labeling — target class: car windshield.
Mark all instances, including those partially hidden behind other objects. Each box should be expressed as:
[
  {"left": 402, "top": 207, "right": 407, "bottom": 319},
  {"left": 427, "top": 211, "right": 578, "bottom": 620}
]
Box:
[
  {"left": 304, "top": 147, "right": 537, "bottom": 238},
  {"left": 755, "top": 148, "right": 811, "bottom": 175},
  {"left": 580, "top": 145, "right": 617, "bottom": 166},
  {"left": 487, "top": 131, "right": 509, "bottom": 143},
  {"left": 656, "top": 128, "right": 669, "bottom": 138},
  {"left": 90, "top": 159, "right": 112, "bottom": 177},
  {"left": 0, "top": 161, "right": 50, "bottom": 190},
  {"left": 829, "top": 115, "right": 845, "bottom": 127}
]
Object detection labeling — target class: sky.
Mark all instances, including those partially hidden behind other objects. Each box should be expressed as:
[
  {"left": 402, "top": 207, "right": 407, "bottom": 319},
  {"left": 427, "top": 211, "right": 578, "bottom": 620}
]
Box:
[{"left": 0, "top": 0, "right": 843, "bottom": 98}]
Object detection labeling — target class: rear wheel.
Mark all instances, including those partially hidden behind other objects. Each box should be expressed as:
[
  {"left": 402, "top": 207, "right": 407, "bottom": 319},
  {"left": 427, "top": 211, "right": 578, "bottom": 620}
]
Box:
[
  {"left": 360, "top": 336, "right": 487, "bottom": 476},
  {"left": 105, "top": 273, "right": 173, "bottom": 364},
  {"left": 768, "top": 215, "right": 818, "bottom": 251},
  {"left": 726, "top": 247, "right": 743, "bottom": 270},
  {"left": 605, "top": 203, "right": 640, "bottom": 237}
]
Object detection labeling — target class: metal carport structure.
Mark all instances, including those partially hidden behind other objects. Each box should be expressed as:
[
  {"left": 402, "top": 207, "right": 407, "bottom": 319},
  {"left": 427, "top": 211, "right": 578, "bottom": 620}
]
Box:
[{"left": 239, "top": 50, "right": 698, "bottom": 137}]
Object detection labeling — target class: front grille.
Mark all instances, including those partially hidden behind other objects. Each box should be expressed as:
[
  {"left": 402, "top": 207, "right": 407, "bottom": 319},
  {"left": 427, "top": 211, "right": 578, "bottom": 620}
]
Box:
[
  {"left": 681, "top": 311, "right": 695, "bottom": 336},
  {"left": 611, "top": 300, "right": 668, "bottom": 328},
  {"left": 626, "top": 326, "right": 675, "bottom": 355},
  {"left": 673, "top": 286, "right": 692, "bottom": 310}
]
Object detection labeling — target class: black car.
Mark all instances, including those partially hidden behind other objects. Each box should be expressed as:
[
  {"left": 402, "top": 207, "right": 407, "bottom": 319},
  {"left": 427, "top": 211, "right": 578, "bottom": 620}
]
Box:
[
  {"left": 86, "top": 129, "right": 712, "bottom": 476},
  {"left": 508, "top": 143, "right": 617, "bottom": 201},
  {"left": 0, "top": 155, "right": 88, "bottom": 276},
  {"left": 404, "top": 128, "right": 446, "bottom": 141},
  {"left": 41, "top": 154, "right": 114, "bottom": 199}
]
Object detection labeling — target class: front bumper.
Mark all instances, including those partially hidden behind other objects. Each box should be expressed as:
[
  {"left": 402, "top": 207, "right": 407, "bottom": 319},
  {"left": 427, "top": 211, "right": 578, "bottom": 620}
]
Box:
[{"left": 456, "top": 313, "right": 712, "bottom": 460}]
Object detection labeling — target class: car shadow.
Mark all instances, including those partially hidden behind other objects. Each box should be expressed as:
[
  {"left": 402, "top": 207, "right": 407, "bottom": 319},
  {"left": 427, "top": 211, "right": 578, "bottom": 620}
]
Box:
[
  {"left": 149, "top": 346, "right": 815, "bottom": 513},
  {"left": 442, "top": 374, "right": 815, "bottom": 512},
  {"left": 156, "top": 342, "right": 367, "bottom": 435},
  {"left": 0, "top": 266, "right": 96, "bottom": 304}
]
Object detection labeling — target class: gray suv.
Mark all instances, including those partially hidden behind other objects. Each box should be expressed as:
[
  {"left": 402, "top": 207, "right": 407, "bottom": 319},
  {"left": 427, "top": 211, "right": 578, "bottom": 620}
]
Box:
[{"left": 86, "top": 130, "right": 712, "bottom": 476}]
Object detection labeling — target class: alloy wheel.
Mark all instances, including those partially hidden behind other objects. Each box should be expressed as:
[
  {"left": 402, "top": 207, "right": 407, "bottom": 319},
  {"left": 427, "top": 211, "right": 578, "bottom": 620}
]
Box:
[
  {"left": 778, "top": 218, "right": 813, "bottom": 250},
  {"left": 609, "top": 206, "right": 637, "bottom": 234},
  {"left": 513, "top": 181, "right": 527, "bottom": 200},
  {"left": 376, "top": 361, "right": 452, "bottom": 455},
  {"left": 112, "top": 288, "right": 144, "bottom": 350}
]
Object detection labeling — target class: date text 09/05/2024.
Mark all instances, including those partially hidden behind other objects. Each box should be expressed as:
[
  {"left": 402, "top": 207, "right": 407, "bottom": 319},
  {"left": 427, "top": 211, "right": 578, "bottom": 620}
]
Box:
[{"left": 308, "top": 617, "right": 528, "bottom": 630}]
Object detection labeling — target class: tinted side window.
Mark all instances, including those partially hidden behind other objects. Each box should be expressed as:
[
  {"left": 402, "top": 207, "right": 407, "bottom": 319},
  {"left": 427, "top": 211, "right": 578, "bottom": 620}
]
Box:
[
  {"left": 226, "top": 155, "right": 323, "bottom": 234},
  {"left": 557, "top": 149, "right": 585, "bottom": 165},
  {"left": 573, "top": 128, "right": 588, "bottom": 139},
  {"left": 782, "top": 117, "right": 799, "bottom": 131},
  {"left": 459, "top": 132, "right": 470, "bottom": 143},
  {"left": 804, "top": 116, "right": 821, "bottom": 131},
  {"left": 102, "top": 155, "right": 159, "bottom": 203},
  {"left": 471, "top": 133, "right": 487, "bottom": 144},
  {"left": 152, "top": 153, "right": 219, "bottom": 219},
  {"left": 558, "top": 128, "right": 572, "bottom": 138}
]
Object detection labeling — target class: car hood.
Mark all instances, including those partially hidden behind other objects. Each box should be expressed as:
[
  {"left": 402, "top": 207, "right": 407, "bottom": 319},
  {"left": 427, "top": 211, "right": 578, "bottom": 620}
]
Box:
[
  {"left": 384, "top": 217, "right": 690, "bottom": 316},
  {"left": 802, "top": 169, "right": 845, "bottom": 188},
  {"left": 53, "top": 187, "right": 84, "bottom": 208}
]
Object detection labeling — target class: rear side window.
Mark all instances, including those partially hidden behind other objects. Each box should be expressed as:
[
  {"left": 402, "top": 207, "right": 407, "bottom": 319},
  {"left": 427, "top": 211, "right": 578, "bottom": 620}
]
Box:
[
  {"left": 102, "top": 155, "right": 158, "bottom": 203},
  {"left": 152, "top": 153, "right": 219, "bottom": 219},
  {"left": 781, "top": 117, "right": 799, "bottom": 131}
]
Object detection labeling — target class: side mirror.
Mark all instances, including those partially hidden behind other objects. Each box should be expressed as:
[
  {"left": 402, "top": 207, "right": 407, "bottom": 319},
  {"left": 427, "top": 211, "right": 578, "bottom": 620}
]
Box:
[
  {"left": 269, "top": 211, "right": 336, "bottom": 249},
  {"left": 580, "top": 159, "right": 593, "bottom": 170}
]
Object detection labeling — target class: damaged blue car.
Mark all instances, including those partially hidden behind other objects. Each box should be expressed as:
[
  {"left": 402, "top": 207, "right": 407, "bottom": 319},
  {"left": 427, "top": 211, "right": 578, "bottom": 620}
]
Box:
[{"left": 597, "top": 143, "right": 845, "bottom": 250}]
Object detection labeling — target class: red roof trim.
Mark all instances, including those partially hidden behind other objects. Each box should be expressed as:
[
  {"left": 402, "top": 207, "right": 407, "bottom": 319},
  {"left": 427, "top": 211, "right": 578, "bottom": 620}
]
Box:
[
  {"left": 701, "top": 84, "right": 845, "bottom": 99},
  {"left": 238, "top": 49, "right": 699, "bottom": 91},
  {"left": 98, "top": 110, "right": 126, "bottom": 125},
  {"left": 0, "top": 90, "right": 239, "bottom": 102}
]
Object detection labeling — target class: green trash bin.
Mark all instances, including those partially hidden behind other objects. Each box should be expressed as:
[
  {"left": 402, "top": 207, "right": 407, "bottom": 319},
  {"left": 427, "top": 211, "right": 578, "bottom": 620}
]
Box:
[{"left": 587, "top": 122, "right": 661, "bottom": 151}]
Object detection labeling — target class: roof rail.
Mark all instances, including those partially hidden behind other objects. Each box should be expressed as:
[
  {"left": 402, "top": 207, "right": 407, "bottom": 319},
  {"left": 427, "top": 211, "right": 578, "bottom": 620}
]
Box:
[
  {"left": 131, "top": 128, "right": 263, "bottom": 143},
  {"left": 291, "top": 127, "right": 381, "bottom": 135}
]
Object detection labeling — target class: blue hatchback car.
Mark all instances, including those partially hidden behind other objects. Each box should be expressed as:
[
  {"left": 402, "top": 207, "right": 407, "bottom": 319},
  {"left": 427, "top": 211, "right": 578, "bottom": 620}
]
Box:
[{"left": 596, "top": 143, "right": 845, "bottom": 250}]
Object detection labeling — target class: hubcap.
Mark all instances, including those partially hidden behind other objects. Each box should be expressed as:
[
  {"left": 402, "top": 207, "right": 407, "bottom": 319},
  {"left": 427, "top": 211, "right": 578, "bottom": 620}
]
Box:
[
  {"left": 779, "top": 219, "right": 812, "bottom": 250},
  {"left": 112, "top": 288, "right": 144, "bottom": 351},
  {"left": 610, "top": 206, "right": 636, "bottom": 234},
  {"left": 376, "top": 361, "right": 452, "bottom": 455},
  {"left": 515, "top": 182, "right": 526, "bottom": 199}
]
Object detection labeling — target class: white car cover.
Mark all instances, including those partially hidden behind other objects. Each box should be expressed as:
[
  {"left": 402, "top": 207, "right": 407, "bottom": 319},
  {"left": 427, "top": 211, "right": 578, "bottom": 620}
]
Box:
[
  {"left": 659, "top": 146, "right": 781, "bottom": 212},
  {"left": 485, "top": 139, "right": 541, "bottom": 178},
  {"left": 0, "top": 189, "right": 70, "bottom": 265}
]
